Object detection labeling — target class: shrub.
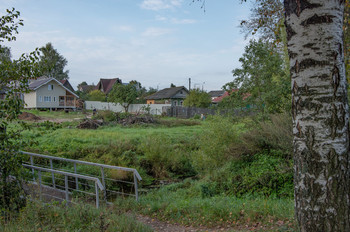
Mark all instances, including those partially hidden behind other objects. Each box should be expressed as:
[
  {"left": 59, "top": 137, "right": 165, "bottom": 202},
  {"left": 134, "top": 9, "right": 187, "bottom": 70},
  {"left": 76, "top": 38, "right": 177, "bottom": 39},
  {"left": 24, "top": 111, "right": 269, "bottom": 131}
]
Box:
[
  {"left": 242, "top": 113, "right": 293, "bottom": 158},
  {"left": 192, "top": 115, "right": 245, "bottom": 174},
  {"left": 139, "top": 135, "right": 196, "bottom": 179},
  {"left": 92, "top": 110, "right": 117, "bottom": 122}
]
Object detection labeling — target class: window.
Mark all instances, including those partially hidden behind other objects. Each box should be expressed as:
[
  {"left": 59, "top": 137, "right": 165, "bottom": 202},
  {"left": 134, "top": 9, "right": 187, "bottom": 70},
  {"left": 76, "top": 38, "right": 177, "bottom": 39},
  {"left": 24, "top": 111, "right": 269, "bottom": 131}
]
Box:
[
  {"left": 44, "top": 96, "right": 51, "bottom": 102},
  {"left": 180, "top": 101, "right": 183, "bottom": 106},
  {"left": 39, "top": 96, "right": 42, "bottom": 102},
  {"left": 48, "top": 84, "right": 53, "bottom": 90},
  {"left": 173, "top": 101, "right": 177, "bottom": 106},
  {"left": 53, "top": 97, "right": 56, "bottom": 102}
]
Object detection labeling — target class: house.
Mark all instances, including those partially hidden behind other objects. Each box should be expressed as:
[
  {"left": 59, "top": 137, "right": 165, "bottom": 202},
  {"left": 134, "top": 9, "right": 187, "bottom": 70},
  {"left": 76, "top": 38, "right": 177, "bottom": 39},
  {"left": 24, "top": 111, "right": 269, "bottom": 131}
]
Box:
[
  {"left": 60, "top": 79, "right": 75, "bottom": 92},
  {"left": 78, "top": 84, "right": 95, "bottom": 93},
  {"left": 212, "top": 91, "right": 231, "bottom": 104},
  {"left": 23, "top": 77, "right": 79, "bottom": 109},
  {"left": 145, "top": 86, "right": 189, "bottom": 106},
  {"left": 95, "top": 78, "right": 122, "bottom": 94},
  {"left": 208, "top": 90, "right": 225, "bottom": 101}
]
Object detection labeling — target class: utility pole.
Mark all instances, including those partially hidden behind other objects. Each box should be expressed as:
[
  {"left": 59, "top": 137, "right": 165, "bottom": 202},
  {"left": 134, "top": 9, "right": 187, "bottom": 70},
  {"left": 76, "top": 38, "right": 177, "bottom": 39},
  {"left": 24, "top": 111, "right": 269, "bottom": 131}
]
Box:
[{"left": 188, "top": 78, "right": 191, "bottom": 91}]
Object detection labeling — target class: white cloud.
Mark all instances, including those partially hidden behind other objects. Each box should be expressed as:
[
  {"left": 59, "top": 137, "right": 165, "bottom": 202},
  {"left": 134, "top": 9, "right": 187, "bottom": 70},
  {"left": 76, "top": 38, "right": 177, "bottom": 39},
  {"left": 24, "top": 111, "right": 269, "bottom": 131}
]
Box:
[
  {"left": 155, "top": 15, "right": 197, "bottom": 24},
  {"left": 140, "top": 0, "right": 182, "bottom": 11},
  {"left": 142, "top": 27, "right": 173, "bottom": 37}
]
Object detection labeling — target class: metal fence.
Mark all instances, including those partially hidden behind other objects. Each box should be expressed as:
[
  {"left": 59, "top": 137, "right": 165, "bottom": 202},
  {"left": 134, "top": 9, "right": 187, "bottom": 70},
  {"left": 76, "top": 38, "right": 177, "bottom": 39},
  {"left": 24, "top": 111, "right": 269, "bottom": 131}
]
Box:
[
  {"left": 21, "top": 151, "right": 142, "bottom": 207},
  {"left": 23, "top": 164, "right": 104, "bottom": 208}
]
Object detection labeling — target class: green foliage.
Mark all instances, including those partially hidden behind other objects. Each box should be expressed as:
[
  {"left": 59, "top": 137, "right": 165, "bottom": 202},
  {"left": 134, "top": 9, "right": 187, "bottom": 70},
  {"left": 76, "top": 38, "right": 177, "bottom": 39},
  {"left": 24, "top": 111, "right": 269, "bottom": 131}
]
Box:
[
  {"left": 38, "top": 42, "right": 69, "bottom": 80},
  {"left": 0, "top": 8, "right": 41, "bottom": 217},
  {"left": 116, "top": 181, "right": 295, "bottom": 229},
  {"left": 108, "top": 83, "right": 138, "bottom": 113},
  {"left": 1, "top": 201, "right": 153, "bottom": 232},
  {"left": 88, "top": 89, "right": 106, "bottom": 102},
  {"left": 242, "top": 113, "right": 293, "bottom": 157},
  {"left": 183, "top": 88, "right": 211, "bottom": 108},
  {"left": 192, "top": 116, "right": 245, "bottom": 173},
  {"left": 92, "top": 110, "right": 117, "bottom": 122},
  {"left": 240, "top": 0, "right": 284, "bottom": 42},
  {"left": 225, "top": 39, "right": 290, "bottom": 114},
  {"left": 139, "top": 135, "right": 196, "bottom": 179}
]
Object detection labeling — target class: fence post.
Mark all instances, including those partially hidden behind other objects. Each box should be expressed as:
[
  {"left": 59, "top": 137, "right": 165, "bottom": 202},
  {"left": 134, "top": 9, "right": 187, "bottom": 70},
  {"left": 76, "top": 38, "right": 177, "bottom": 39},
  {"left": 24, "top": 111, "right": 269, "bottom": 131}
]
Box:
[
  {"left": 74, "top": 163, "right": 78, "bottom": 190},
  {"left": 95, "top": 182, "right": 99, "bottom": 209},
  {"left": 38, "top": 170, "right": 42, "bottom": 201},
  {"left": 134, "top": 172, "right": 138, "bottom": 201},
  {"left": 65, "top": 175, "right": 69, "bottom": 207},
  {"left": 100, "top": 167, "right": 107, "bottom": 202},
  {"left": 50, "top": 159, "right": 55, "bottom": 188},
  {"left": 30, "top": 155, "right": 35, "bottom": 181}
]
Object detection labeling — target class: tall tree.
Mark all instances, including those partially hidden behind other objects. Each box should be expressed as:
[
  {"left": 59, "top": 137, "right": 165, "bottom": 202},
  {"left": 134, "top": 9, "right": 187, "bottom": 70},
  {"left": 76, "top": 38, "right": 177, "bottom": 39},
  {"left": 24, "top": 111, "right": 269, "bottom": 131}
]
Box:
[
  {"left": 108, "top": 83, "right": 138, "bottom": 113},
  {"left": 225, "top": 39, "right": 289, "bottom": 114},
  {"left": 39, "top": 42, "right": 69, "bottom": 80},
  {"left": 284, "top": 1, "right": 350, "bottom": 231}
]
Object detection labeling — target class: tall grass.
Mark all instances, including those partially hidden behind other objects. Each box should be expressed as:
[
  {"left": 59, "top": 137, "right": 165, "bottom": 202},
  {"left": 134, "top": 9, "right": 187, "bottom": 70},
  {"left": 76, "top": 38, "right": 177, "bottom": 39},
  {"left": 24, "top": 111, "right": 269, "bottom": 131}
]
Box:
[
  {"left": 115, "top": 180, "right": 295, "bottom": 230},
  {"left": 1, "top": 201, "right": 153, "bottom": 232}
]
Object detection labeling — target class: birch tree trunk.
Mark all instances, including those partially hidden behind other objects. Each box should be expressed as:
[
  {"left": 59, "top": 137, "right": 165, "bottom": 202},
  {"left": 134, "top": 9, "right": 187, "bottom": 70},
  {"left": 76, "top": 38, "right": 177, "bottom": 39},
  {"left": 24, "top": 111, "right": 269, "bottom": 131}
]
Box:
[{"left": 284, "top": 0, "right": 350, "bottom": 231}]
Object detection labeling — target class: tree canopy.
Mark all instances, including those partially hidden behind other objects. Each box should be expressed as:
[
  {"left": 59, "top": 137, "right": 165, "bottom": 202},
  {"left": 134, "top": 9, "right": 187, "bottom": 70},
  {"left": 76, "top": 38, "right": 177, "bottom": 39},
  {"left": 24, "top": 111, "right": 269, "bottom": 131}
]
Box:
[
  {"left": 108, "top": 83, "right": 138, "bottom": 113},
  {"left": 183, "top": 89, "right": 211, "bottom": 108},
  {"left": 0, "top": 8, "right": 41, "bottom": 217},
  {"left": 88, "top": 90, "right": 106, "bottom": 102},
  {"left": 225, "top": 39, "right": 289, "bottom": 114},
  {"left": 38, "top": 42, "right": 69, "bottom": 80}
]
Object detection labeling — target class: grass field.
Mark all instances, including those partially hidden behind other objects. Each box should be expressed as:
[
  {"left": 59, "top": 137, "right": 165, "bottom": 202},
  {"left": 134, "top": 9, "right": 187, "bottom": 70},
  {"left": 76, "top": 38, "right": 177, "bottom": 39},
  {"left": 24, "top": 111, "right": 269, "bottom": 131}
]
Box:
[{"left": 14, "top": 111, "right": 296, "bottom": 231}]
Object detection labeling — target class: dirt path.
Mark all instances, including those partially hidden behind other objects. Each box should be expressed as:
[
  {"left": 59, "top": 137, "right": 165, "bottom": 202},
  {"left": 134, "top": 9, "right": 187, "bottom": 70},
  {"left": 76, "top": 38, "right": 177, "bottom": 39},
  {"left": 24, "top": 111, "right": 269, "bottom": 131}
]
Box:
[{"left": 135, "top": 214, "right": 242, "bottom": 232}]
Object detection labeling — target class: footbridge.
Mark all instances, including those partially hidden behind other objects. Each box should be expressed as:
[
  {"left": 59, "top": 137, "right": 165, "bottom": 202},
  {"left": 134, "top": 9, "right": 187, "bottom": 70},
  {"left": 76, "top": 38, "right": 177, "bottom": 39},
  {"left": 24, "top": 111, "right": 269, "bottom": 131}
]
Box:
[{"left": 21, "top": 151, "right": 142, "bottom": 208}]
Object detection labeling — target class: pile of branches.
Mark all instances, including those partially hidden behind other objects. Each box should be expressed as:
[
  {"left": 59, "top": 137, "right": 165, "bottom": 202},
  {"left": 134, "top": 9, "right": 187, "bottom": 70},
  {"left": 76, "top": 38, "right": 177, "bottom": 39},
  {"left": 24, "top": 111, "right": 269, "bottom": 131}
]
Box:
[
  {"left": 76, "top": 119, "right": 103, "bottom": 129},
  {"left": 117, "top": 115, "right": 156, "bottom": 126}
]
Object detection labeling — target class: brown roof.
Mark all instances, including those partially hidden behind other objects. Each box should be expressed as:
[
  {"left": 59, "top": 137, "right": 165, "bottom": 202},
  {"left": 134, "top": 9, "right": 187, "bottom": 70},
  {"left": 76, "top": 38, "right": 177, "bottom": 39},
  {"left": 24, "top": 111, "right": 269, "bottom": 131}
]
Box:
[
  {"left": 208, "top": 90, "right": 225, "bottom": 98},
  {"left": 96, "top": 78, "right": 122, "bottom": 94},
  {"left": 60, "top": 79, "right": 75, "bottom": 92},
  {"left": 80, "top": 85, "right": 95, "bottom": 92},
  {"left": 145, "top": 86, "right": 188, "bottom": 100}
]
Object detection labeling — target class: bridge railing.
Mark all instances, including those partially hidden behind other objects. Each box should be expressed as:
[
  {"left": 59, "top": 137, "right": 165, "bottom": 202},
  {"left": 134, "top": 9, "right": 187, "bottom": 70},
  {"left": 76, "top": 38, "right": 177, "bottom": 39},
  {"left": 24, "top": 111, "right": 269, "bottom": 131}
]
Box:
[
  {"left": 21, "top": 151, "right": 142, "bottom": 203},
  {"left": 23, "top": 164, "right": 104, "bottom": 208}
]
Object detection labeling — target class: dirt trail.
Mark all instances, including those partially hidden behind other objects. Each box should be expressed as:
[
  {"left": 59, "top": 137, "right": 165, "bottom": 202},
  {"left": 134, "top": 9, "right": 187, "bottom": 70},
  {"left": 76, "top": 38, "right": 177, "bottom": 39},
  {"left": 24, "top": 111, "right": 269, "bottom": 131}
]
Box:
[{"left": 135, "top": 214, "right": 242, "bottom": 232}]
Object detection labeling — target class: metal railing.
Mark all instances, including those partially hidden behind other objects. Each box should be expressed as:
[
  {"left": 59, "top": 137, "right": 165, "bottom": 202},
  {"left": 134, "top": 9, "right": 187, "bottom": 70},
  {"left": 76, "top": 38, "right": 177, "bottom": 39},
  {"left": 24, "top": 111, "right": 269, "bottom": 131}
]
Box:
[
  {"left": 21, "top": 151, "right": 142, "bottom": 203},
  {"left": 23, "top": 164, "right": 104, "bottom": 208}
]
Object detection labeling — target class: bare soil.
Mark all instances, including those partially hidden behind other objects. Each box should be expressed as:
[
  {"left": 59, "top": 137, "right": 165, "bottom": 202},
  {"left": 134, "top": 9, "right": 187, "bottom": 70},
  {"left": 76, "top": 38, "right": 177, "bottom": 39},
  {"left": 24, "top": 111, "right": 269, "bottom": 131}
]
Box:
[{"left": 18, "top": 112, "right": 41, "bottom": 121}]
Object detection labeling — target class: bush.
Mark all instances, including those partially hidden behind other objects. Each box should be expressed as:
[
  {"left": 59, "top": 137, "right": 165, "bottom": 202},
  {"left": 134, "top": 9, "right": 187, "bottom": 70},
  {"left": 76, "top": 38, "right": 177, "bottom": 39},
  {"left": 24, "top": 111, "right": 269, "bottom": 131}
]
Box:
[
  {"left": 242, "top": 113, "right": 293, "bottom": 158},
  {"left": 192, "top": 115, "right": 246, "bottom": 174},
  {"left": 139, "top": 135, "right": 196, "bottom": 179},
  {"left": 92, "top": 110, "right": 117, "bottom": 122}
]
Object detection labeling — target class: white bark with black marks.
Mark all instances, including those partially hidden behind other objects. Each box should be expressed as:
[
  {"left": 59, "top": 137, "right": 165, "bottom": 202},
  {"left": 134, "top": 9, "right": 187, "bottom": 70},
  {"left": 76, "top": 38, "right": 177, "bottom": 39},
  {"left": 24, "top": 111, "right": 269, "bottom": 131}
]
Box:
[{"left": 284, "top": 0, "right": 350, "bottom": 231}]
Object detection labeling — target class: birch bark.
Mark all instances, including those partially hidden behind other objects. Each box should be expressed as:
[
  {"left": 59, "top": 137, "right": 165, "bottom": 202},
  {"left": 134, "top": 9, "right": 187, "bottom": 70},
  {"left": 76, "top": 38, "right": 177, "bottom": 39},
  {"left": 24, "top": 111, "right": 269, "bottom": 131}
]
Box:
[{"left": 284, "top": 0, "right": 350, "bottom": 231}]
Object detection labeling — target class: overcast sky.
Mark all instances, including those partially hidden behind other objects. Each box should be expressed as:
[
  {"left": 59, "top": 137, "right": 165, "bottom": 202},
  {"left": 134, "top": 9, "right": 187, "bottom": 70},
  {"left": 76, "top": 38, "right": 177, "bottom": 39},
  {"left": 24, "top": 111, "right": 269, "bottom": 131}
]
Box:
[{"left": 1, "top": 0, "right": 251, "bottom": 91}]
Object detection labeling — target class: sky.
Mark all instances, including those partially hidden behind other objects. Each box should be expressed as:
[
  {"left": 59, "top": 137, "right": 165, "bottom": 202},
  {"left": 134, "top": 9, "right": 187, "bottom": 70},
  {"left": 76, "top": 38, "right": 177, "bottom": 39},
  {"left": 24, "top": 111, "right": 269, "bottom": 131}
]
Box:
[{"left": 1, "top": 0, "right": 252, "bottom": 91}]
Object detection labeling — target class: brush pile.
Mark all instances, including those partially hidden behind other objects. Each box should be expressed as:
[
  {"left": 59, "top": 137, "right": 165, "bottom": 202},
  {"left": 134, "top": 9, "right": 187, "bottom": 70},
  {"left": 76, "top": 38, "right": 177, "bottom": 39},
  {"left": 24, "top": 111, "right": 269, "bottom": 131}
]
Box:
[
  {"left": 76, "top": 119, "right": 103, "bottom": 129},
  {"left": 117, "top": 115, "right": 156, "bottom": 126}
]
